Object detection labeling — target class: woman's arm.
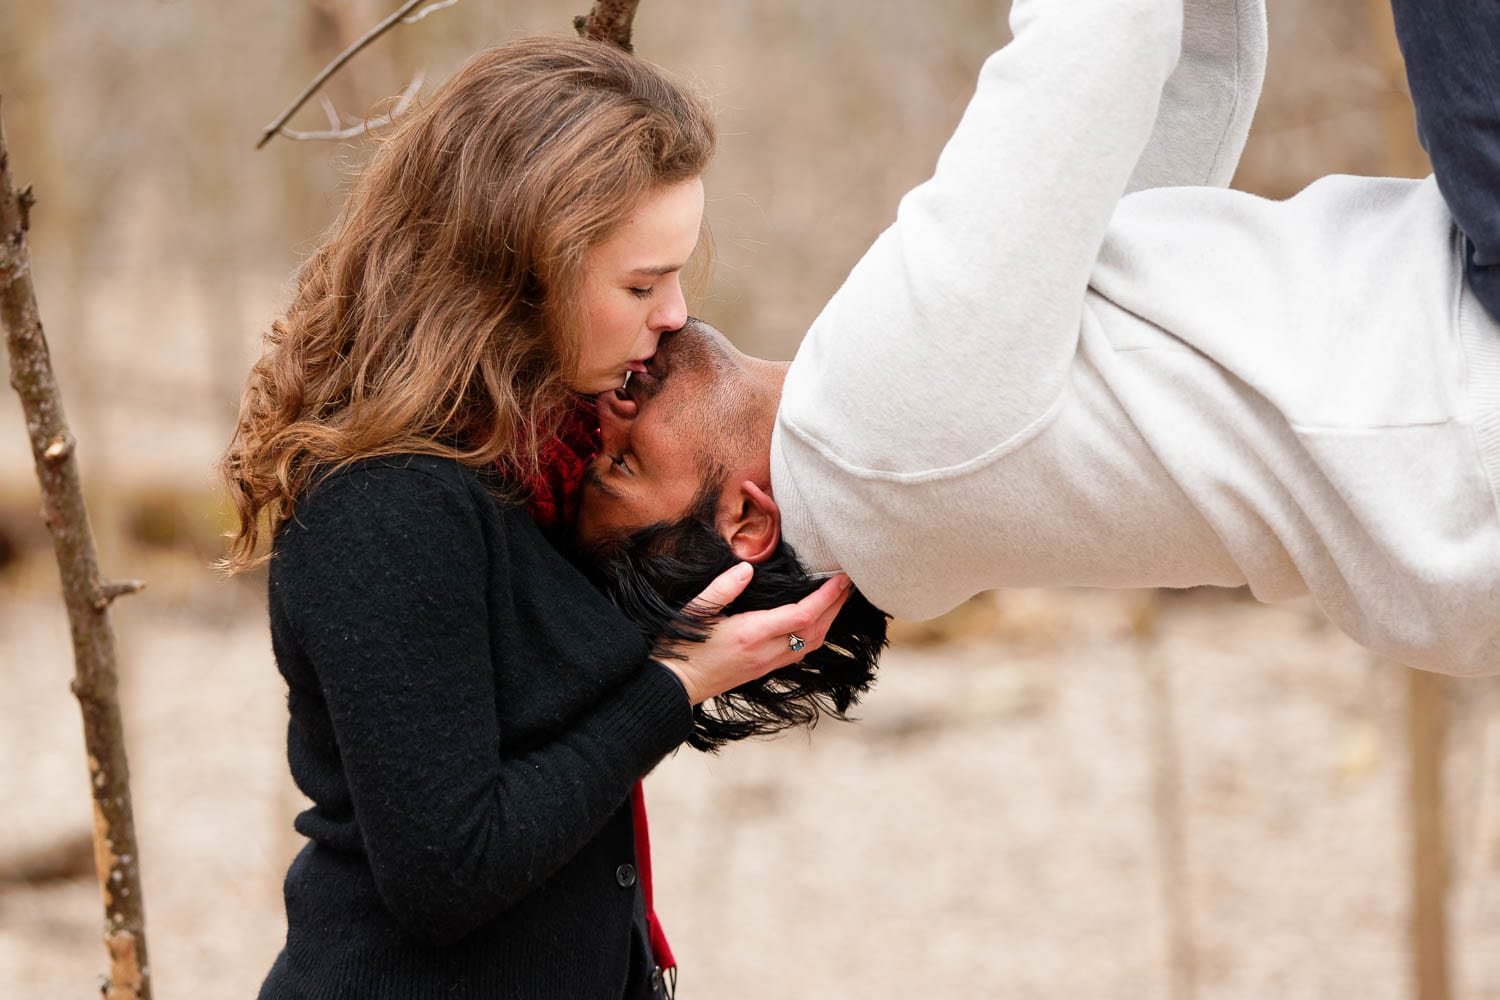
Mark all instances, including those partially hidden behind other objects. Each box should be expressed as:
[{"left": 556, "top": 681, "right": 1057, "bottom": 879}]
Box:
[
  {"left": 272, "top": 462, "right": 691, "bottom": 946},
  {"left": 779, "top": 0, "right": 1184, "bottom": 476}
]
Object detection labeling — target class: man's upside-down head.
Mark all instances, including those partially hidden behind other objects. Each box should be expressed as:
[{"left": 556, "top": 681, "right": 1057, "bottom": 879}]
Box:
[{"left": 575, "top": 318, "right": 889, "bottom": 751}]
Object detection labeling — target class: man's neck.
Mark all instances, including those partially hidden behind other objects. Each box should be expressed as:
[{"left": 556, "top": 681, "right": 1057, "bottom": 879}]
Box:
[{"left": 744, "top": 358, "right": 790, "bottom": 488}]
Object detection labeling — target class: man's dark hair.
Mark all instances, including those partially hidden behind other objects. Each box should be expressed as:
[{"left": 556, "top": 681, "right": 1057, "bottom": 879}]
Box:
[{"left": 584, "top": 489, "right": 888, "bottom": 752}]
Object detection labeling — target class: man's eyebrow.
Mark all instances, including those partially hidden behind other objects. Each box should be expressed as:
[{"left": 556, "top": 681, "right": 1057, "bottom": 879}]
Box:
[{"left": 629, "top": 263, "right": 684, "bottom": 277}]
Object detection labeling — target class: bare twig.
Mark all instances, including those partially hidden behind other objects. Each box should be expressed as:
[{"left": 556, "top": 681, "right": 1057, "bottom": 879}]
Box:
[
  {"left": 403, "top": 0, "right": 459, "bottom": 24},
  {"left": 256, "top": 0, "right": 456, "bottom": 149},
  {"left": 574, "top": 0, "right": 643, "bottom": 52},
  {"left": 318, "top": 96, "right": 342, "bottom": 131},
  {"left": 1, "top": 98, "right": 152, "bottom": 1000},
  {"left": 278, "top": 72, "right": 425, "bottom": 144},
  {"left": 95, "top": 579, "right": 148, "bottom": 611}
]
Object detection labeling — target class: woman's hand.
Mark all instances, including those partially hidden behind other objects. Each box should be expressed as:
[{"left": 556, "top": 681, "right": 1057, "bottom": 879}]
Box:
[{"left": 655, "top": 562, "right": 854, "bottom": 705}]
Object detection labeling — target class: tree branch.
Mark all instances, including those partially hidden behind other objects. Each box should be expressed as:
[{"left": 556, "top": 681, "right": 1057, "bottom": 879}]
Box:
[
  {"left": 256, "top": 0, "right": 457, "bottom": 149},
  {"left": 95, "top": 579, "right": 148, "bottom": 611},
  {"left": 402, "top": 0, "right": 459, "bottom": 24},
  {"left": 0, "top": 97, "right": 152, "bottom": 1000},
  {"left": 574, "top": 0, "right": 642, "bottom": 52},
  {"left": 277, "top": 72, "right": 425, "bottom": 143}
]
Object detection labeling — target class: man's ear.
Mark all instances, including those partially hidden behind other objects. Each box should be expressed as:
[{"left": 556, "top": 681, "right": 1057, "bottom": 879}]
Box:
[{"left": 718, "top": 480, "right": 781, "bottom": 564}]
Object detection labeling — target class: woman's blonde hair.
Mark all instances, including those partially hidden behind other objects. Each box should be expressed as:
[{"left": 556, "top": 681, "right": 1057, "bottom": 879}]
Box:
[{"left": 220, "top": 36, "right": 715, "bottom": 571}]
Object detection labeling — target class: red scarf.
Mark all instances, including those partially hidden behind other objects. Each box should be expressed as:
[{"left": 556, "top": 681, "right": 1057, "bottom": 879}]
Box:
[
  {"left": 522, "top": 400, "right": 676, "bottom": 974},
  {"left": 525, "top": 400, "right": 602, "bottom": 530}
]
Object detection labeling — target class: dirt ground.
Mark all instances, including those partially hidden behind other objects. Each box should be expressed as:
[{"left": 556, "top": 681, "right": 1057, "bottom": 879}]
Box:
[{"left": 3, "top": 571, "right": 1499, "bottom": 999}]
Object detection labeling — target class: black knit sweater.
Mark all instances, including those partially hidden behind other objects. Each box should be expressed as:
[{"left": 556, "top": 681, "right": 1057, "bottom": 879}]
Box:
[{"left": 258, "top": 454, "right": 693, "bottom": 1000}]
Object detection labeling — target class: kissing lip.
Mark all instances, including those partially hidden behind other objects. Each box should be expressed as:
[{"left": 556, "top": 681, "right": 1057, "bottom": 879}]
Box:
[{"left": 616, "top": 367, "right": 660, "bottom": 403}]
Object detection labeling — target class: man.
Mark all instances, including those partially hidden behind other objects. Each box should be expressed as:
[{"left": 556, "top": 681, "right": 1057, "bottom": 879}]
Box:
[{"left": 578, "top": 0, "right": 1500, "bottom": 677}]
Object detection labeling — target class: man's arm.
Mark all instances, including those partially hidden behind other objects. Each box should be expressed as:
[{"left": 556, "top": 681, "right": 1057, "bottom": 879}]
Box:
[
  {"left": 778, "top": 0, "right": 1184, "bottom": 477},
  {"left": 1128, "top": 0, "right": 1266, "bottom": 192}
]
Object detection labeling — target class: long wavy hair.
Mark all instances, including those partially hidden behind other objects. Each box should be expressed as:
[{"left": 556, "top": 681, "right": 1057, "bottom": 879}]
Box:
[{"left": 221, "top": 36, "right": 715, "bottom": 571}]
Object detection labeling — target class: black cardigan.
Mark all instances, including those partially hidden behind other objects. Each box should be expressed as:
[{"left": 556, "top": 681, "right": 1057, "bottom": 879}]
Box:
[{"left": 258, "top": 454, "right": 693, "bottom": 1000}]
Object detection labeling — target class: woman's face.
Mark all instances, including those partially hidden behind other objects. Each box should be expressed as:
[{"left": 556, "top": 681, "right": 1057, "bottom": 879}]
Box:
[{"left": 573, "top": 177, "right": 705, "bottom": 394}]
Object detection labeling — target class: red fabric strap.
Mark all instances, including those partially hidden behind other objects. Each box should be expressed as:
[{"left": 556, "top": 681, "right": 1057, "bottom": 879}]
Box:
[{"left": 630, "top": 782, "right": 676, "bottom": 970}]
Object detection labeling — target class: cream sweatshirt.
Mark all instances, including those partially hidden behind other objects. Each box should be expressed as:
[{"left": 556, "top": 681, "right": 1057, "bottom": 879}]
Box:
[{"left": 769, "top": 0, "right": 1500, "bottom": 676}]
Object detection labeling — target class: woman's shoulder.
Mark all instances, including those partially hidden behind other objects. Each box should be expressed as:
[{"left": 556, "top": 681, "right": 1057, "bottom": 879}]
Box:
[
  {"left": 284, "top": 453, "right": 526, "bottom": 544},
  {"left": 303, "top": 453, "right": 512, "bottom": 507}
]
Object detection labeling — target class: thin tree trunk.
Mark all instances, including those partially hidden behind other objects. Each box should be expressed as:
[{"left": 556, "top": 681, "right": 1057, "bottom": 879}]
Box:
[
  {"left": 1364, "top": 4, "right": 1448, "bottom": 998},
  {"left": 1407, "top": 666, "right": 1451, "bottom": 1000},
  {"left": 0, "top": 100, "right": 152, "bottom": 1000},
  {"left": 1133, "top": 592, "right": 1198, "bottom": 1000}
]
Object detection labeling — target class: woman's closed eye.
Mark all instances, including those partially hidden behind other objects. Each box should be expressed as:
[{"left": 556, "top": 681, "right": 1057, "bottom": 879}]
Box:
[{"left": 629, "top": 285, "right": 654, "bottom": 299}]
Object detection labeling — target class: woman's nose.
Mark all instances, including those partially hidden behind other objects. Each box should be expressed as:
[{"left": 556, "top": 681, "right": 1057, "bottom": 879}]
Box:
[{"left": 649, "top": 279, "right": 688, "bottom": 333}]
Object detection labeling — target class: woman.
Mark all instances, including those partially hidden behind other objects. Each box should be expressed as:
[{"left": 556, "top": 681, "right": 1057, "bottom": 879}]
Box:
[{"left": 221, "top": 36, "right": 851, "bottom": 999}]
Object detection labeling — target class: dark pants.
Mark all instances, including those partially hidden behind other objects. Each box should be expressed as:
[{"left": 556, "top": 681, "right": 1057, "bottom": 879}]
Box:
[{"left": 1390, "top": 0, "right": 1500, "bottom": 322}]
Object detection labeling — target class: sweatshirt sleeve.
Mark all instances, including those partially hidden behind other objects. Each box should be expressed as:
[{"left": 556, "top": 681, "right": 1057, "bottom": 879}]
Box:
[
  {"left": 270, "top": 463, "right": 692, "bottom": 946},
  {"left": 776, "top": 0, "right": 1184, "bottom": 477},
  {"left": 1126, "top": 0, "right": 1266, "bottom": 193}
]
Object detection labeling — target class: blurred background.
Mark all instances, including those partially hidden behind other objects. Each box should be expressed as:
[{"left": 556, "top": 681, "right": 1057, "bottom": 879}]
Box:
[{"left": 2, "top": 0, "right": 1496, "bottom": 997}]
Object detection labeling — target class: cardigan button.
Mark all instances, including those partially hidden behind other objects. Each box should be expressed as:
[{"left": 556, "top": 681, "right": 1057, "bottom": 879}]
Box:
[{"left": 615, "top": 863, "right": 638, "bottom": 888}]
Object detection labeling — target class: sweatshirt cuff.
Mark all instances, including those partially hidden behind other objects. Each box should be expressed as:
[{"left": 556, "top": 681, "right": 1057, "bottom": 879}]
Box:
[{"left": 591, "top": 659, "right": 696, "bottom": 769}]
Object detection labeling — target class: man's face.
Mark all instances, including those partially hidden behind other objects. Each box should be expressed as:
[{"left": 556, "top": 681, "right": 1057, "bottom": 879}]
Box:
[{"left": 575, "top": 324, "right": 731, "bottom": 548}]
